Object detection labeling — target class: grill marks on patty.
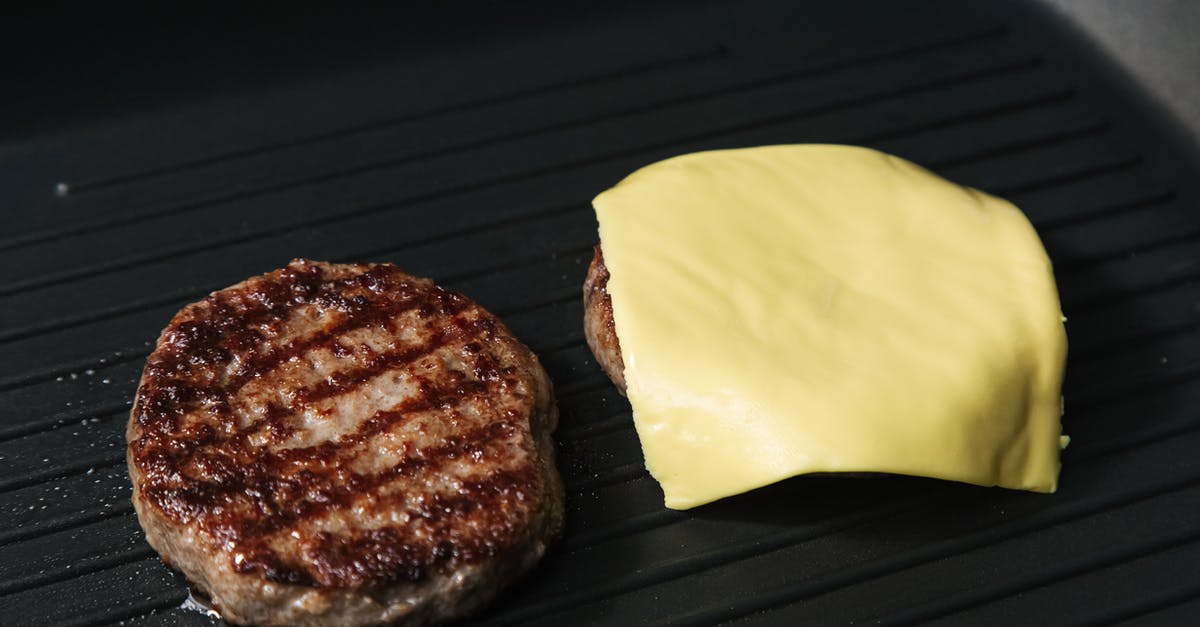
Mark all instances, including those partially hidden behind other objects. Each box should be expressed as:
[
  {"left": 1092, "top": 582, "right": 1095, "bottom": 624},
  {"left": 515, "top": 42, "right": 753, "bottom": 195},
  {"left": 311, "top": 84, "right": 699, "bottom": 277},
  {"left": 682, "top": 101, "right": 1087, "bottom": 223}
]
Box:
[{"left": 129, "top": 260, "right": 544, "bottom": 588}]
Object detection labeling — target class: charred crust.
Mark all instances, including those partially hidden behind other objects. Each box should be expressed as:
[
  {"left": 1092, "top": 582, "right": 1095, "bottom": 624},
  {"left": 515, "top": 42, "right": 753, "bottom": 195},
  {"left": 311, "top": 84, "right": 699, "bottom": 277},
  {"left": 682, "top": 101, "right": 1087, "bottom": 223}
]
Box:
[{"left": 128, "top": 258, "right": 560, "bottom": 590}]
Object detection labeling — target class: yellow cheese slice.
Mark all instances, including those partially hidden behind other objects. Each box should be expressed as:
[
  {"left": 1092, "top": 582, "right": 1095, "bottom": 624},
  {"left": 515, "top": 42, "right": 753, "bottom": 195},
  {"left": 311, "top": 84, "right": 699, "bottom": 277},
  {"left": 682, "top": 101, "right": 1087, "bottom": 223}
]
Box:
[{"left": 592, "top": 144, "right": 1067, "bottom": 510}]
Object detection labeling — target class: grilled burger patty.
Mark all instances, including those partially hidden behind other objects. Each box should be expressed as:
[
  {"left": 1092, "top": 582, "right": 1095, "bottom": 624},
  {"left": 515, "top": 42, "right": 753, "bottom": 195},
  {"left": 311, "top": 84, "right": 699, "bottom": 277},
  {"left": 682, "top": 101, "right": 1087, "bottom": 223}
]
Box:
[
  {"left": 127, "top": 259, "right": 564, "bottom": 626},
  {"left": 583, "top": 246, "right": 626, "bottom": 394}
]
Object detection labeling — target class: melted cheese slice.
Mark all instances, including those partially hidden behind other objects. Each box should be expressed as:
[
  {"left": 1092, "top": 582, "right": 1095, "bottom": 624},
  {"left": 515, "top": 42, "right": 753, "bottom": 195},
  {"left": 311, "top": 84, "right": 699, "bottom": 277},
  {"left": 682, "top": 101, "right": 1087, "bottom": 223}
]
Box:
[{"left": 593, "top": 145, "right": 1067, "bottom": 510}]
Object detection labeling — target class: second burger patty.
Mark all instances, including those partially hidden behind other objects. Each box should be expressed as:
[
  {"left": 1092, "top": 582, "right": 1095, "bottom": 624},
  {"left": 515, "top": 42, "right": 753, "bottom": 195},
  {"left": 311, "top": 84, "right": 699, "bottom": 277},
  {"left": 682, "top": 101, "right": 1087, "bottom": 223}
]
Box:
[{"left": 583, "top": 245, "right": 626, "bottom": 394}]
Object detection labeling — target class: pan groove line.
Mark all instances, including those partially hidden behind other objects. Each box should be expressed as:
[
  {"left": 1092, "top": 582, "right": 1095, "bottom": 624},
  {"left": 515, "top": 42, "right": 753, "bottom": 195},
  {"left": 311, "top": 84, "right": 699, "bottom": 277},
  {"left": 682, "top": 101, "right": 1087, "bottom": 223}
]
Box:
[
  {"left": 1056, "top": 222, "right": 1200, "bottom": 278},
  {"left": 0, "top": 400, "right": 134, "bottom": 442},
  {"left": 1060, "top": 253, "right": 1200, "bottom": 310},
  {"left": 495, "top": 496, "right": 934, "bottom": 624},
  {"left": 0, "top": 499, "right": 134, "bottom": 548},
  {"left": 0, "top": 456, "right": 648, "bottom": 602},
  {"left": 52, "top": 46, "right": 730, "bottom": 198},
  {"left": 554, "top": 378, "right": 1200, "bottom": 498},
  {"left": 12, "top": 86, "right": 1087, "bottom": 330},
  {"left": 0, "top": 199, "right": 585, "bottom": 346},
  {"left": 46, "top": 309, "right": 1190, "bottom": 499},
  {"left": 552, "top": 395, "right": 1200, "bottom": 576},
  {"left": 94, "top": 410, "right": 1200, "bottom": 625},
  {"left": 0, "top": 290, "right": 589, "bottom": 448},
  {"left": 16, "top": 392, "right": 1200, "bottom": 619},
  {"left": 53, "top": 25, "right": 1004, "bottom": 201},
  {"left": 0, "top": 450, "right": 656, "bottom": 601},
  {"left": 0, "top": 430, "right": 634, "bottom": 580},
  {"left": 559, "top": 304, "right": 1200, "bottom": 441},
  {"left": 0, "top": 242, "right": 596, "bottom": 392},
  {"left": 11, "top": 489, "right": 930, "bottom": 622},
  {"left": 658, "top": 471, "right": 1200, "bottom": 627},
  {"left": 0, "top": 139, "right": 1152, "bottom": 394},
  {"left": 1, "top": 213, "right": 1191, "bottom": 454},
  {"left": 68, "top": 585, "right": 191, "bottom": 627},
  {"left": 0, "top": 308, "right": 591, "bottom": 505},
  {"left": 558, "top": 321, "right": 1200, "bottom": 449},
  {"left": 1037, "top": 189, "right": 1177, "bottom": 232},
  {"left": 0, "top": 84, "right": 1085, "bottom": 349},
  {"left": 0, "top": 546, "right": 157, "bottom": 598},
  {"left": 875, "top": 527, "right": 1200, "bottom": 626},
  {"left": 11, "top": 410, "right": 1200, "bottom": 614},
  {"left": 1084, "top": 583, "right": 1200, "bottom": 626},
  {"left": 542, "top": 293, "right": 1200, "bottom": 445},
  {"left": 0, "top": 51, "right": 1045, "bottom": 299},
  {"left": 490, "top": 428, "right": 1200, "bottom": 624},
  {"left": 0, "top": 450, "right": 127, "bottom": 495},
  {"left": 1069, "top": 318, "right": 1200, "bottom": 363},
  {"left": 6, "top": 26, "right": 1008, "bottom": 257},
  {"left": 11, "top": 415, "right": 1200, "bottom": 627},
  {"left": 1, "top": 199, "right": 1190, "bottom": 445}
]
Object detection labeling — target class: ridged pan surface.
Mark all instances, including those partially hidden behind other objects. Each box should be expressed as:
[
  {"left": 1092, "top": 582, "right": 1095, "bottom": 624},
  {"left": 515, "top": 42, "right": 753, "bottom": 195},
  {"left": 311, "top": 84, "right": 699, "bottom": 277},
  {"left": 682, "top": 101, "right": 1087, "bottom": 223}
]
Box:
[{"left": 1, "top": 1, "right": 1198, "bottom": 625}]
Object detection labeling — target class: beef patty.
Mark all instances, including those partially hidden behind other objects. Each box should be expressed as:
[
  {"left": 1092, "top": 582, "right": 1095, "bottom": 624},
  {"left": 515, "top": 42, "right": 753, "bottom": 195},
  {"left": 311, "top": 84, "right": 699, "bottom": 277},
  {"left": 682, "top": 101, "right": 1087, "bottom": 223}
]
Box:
[
  {"left": 127, "top": 259, "right": 563, "bottom": 626},
  {"left": 583, "top": 246, "right": 626, "bottom": 394}
]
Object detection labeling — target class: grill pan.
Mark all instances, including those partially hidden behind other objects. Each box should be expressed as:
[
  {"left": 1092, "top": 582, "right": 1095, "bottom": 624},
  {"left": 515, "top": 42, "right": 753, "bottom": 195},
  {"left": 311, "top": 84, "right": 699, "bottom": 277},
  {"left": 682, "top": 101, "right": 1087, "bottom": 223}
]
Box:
[{"left": 2, "top": 1, "right": 1199, "bottom": 625}]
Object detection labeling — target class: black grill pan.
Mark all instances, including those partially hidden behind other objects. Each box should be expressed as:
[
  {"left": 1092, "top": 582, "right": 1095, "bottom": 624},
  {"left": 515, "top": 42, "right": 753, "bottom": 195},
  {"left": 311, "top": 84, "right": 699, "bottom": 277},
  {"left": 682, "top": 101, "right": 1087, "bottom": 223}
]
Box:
[{"left": 2, "top": 1, "right": 1199, "bottom": 625}]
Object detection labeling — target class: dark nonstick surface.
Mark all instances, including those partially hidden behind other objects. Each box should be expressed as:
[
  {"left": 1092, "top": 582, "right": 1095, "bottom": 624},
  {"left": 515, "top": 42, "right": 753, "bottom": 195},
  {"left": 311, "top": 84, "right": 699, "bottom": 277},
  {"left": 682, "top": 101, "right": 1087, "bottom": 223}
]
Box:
[{"left": 2, "top": 2, "right": 1199, "bottom": 625}]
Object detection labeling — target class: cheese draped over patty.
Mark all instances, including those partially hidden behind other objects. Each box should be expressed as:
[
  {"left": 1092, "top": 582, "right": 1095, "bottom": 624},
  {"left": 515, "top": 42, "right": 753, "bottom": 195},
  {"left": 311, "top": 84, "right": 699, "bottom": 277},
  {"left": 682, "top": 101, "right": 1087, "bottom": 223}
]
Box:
[{"left": 593, "top": 145, "right": 1067, "bottom": 510}]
